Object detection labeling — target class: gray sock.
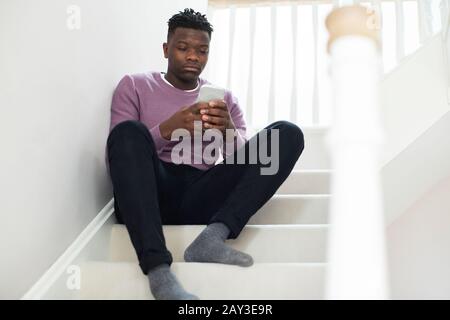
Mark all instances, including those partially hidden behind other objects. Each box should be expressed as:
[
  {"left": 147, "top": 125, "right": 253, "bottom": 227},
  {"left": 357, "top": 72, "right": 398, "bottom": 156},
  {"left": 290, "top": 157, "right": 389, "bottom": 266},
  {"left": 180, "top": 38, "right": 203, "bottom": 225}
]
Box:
[
  {"left": 147, "top": 264, "right": 199, "bottom": 300},
  {"left": 184, "top": 222, "right": 254, "bottom": 267}
]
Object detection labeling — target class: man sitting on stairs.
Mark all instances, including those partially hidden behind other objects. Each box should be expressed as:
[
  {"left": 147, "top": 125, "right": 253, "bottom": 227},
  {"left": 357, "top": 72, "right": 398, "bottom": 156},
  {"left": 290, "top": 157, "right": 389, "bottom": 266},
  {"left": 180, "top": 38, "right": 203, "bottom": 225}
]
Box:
[{"left": 105, "top": 8, "right": 304, "bottom": 300}]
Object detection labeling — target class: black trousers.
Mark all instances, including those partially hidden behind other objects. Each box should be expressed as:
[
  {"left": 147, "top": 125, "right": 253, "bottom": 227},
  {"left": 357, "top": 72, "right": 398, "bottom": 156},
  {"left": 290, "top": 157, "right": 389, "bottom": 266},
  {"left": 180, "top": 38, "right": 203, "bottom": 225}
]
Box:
[{"left": 107, "top": 120, "right": 304, "bottom": 274}]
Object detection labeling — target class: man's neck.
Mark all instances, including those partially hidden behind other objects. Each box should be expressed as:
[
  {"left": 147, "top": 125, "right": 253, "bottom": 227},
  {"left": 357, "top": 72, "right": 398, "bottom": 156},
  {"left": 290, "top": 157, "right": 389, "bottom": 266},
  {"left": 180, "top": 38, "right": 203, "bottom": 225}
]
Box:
[{"left": 164, "top": 71, "right": 199, "bottom": 91}]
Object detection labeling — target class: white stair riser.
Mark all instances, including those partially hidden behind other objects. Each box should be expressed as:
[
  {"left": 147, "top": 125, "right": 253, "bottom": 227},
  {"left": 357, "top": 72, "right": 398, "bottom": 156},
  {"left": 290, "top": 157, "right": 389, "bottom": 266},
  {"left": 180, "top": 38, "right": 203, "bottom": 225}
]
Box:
[
  {"left": 277, "top": 171, "right": 331, "bottom": 194},
  {"left": 250, "top": 195, "right": 329, "bottom": 224},
  {"left": 295, "top": 129, "right": 330, "bottom": 170},
  {"left": 78, "top": 262, "right": 326, "bottom": 300},
  {"left": 110, "top": 225, "right": 328, "bottom": 263}
]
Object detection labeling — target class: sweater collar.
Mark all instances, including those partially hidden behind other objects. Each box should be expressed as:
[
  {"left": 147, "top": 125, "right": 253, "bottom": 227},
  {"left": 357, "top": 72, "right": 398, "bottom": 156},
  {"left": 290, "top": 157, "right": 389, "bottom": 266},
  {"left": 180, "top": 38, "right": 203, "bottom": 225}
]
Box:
[{"left": 159, "top": 72, "right": 200, "bottom": 93}]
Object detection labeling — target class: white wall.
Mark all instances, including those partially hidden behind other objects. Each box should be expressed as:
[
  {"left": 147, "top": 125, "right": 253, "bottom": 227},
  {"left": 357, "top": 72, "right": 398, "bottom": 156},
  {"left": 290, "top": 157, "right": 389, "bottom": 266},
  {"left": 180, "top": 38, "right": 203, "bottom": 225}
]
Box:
[
  {"left": 380, "top": 34, "right": 449, "bottom": 166},
  {"left": 0, "top": 0, "right": 207, "bottom": 299},
  {"left": 379, "top": 33, "right": 450, "bottom": 225},
  {"left": 388, "top": 174, "right": 450, "bottom": 299},
  {"left": 382, "top": 109, "right": 450, "bottom": 225}
]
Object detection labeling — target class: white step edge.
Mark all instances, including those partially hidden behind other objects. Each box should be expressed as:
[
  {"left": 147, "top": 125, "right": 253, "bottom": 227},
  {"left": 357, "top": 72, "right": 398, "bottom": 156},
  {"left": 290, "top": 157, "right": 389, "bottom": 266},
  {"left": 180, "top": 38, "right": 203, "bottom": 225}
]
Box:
[
  {"left": 277, "top": 170, "right": 331, "bottom": 195},
  {"left": 78, "top": 261, "right": 326, "bottom": 300},
  {"left": 251, "top": 194, "right": 330, "bottom": 225},
  {"left": 110, "top": 224, "right": 328, "bottom": 263}
]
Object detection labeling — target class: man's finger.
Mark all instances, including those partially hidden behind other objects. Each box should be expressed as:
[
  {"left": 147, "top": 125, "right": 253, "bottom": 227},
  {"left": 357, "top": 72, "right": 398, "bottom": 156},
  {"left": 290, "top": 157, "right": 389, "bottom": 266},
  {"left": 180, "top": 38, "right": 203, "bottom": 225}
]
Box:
[
  {"left": 208, "top": 99, "right": 227, "bottom": 109},
  {"left": 203, "top": 122, "right": 226, "bottom": 131},
  {"left": 203, "top": 108, "right": 228, "bottom": 118},
  {"left": 191, "top": 102, "right": 209, "bottom": 114},
  {"left": 202, "top": 115, "right": 227, "bottom": 126}
]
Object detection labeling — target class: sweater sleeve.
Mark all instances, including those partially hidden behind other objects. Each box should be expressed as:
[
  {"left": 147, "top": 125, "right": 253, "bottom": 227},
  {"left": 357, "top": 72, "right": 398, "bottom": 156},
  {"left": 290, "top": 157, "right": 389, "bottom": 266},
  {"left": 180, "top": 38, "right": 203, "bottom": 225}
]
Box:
[
  {"left": 222, "top": 91, "right": 248, "bottom": 159},
  {"left": 107, "top": 75, "right": 172, "bottom": 175},
  {"left": 105, "top": 75, "right": 140, "bottom": 176},
  {"left": 109, "top": 75, "right": 140, "bottom": 132},
  {"left": 111, "top": 75, "right": 172, "bottom": 153},
  {"left": 105, "top": 75, "right": 172, "bottom": 176}
]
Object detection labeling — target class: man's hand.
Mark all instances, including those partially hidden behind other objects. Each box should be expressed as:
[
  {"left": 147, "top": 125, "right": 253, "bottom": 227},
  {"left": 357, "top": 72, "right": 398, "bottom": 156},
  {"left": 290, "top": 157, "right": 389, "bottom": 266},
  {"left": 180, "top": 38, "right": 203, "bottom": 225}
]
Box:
[
  {"left": 159, "top": 100, "right": 235, "bottom": 140},
  {"left": 159, "top": 102, "right": 208, "bottom": 140},
  {"left": 200, "top": 99, "right": 235, "bottom": 134}
]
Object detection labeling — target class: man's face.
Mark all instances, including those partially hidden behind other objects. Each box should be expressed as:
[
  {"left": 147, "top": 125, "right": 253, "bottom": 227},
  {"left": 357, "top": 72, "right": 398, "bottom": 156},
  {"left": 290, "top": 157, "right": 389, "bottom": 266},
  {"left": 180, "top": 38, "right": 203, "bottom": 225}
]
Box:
[{"left": 163, "top": 27, "right": 210, "bottom": 82}]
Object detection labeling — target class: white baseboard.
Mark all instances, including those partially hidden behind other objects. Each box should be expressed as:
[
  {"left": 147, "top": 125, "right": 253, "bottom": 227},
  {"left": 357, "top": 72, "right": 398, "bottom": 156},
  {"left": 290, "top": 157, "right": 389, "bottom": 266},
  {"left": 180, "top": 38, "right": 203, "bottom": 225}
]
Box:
[{"left": 21, "top": 198, "right": 115, "bottom": 300}]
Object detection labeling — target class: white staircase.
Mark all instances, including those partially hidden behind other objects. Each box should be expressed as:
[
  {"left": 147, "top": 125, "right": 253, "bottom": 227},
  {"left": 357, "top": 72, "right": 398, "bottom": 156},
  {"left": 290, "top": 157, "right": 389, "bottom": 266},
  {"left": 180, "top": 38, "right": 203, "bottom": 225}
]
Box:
[{"left": 77, "top": 127, "right": 332, "bottom": 300}]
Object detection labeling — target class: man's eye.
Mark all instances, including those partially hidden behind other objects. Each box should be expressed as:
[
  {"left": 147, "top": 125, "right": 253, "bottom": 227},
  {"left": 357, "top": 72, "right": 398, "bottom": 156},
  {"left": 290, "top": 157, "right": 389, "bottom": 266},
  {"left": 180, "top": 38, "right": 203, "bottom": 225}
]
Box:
[{"left": 178, "top": 47, "right": 187, "bottom": 51}]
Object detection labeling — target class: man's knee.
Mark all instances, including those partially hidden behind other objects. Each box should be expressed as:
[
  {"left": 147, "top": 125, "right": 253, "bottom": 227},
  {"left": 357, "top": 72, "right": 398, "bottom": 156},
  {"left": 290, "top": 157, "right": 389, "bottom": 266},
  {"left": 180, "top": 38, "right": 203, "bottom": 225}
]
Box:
[
  {"left": 107, "top": 120, "right": 155, "bottom": 151},
  {"left": 109, "top": 120, "right": 147, "bottom": 138},
  {"left": 270, "top": 120, "right": 304, "bottom": 152}
]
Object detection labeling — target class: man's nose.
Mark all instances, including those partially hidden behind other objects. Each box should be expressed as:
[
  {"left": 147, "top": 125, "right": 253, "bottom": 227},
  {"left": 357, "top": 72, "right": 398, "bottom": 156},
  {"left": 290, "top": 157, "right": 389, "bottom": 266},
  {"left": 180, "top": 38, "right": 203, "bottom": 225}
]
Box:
[{"left": 186, "top": 49, "right": 199, "bottom": 62}]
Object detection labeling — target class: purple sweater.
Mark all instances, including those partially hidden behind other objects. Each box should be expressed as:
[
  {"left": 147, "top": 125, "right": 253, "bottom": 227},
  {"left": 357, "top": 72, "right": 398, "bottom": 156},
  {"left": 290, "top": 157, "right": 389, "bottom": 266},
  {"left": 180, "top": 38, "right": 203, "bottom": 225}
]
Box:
[{"left": 106, "top": 71, "right": 247, "bottom": 173}]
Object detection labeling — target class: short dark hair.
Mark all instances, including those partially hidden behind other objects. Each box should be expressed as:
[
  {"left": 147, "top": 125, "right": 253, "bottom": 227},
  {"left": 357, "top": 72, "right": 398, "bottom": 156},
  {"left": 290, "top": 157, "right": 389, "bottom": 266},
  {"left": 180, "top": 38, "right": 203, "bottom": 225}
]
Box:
[{"left": 167, "top": 8, "right": 213, "bottom": 40}]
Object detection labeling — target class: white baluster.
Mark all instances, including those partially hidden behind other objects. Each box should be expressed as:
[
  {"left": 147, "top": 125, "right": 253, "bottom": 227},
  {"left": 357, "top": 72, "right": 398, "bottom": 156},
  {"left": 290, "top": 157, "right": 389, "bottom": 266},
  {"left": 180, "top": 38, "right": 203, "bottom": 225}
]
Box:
[
  {"left": 205, "top": 5, "right": 216, "bottom": 81},
  {"left": 370, "top": 0, "right": 382, "bottom": 16},
  {"left": 325, "top": 5, "right": 389, "bottom": 300},
  {"left": 370, "top": 0, "right": 383, "bottom": 71},
  {"left": 290, "top": 3, "right": 298, "bottom": 123},
  {"left": 226, "top": 6, "right": 236, "bottom": 90},
  {"left": 395, "top": 0, "right": 405, "bottom": 62},
  {"left": 333, "top": 0, "right": 340, "bottom": 9},
  {"left": 268, "top": 4, "right": 277, "bottom": 123},
  {"left": 418, "top": 0, "right": 433, "bottom": 44},
  {"left": 246, "top": 5, "right": 256, "bottom": 124},
  {"left": 441, "top": 0, "right": 450, "bottom": 103},
  {"left": 441, "top": 0, "right": 450, "bottom": 38},
  {"left": 312, "top": 3, "right": 320, "bottom": 124}
]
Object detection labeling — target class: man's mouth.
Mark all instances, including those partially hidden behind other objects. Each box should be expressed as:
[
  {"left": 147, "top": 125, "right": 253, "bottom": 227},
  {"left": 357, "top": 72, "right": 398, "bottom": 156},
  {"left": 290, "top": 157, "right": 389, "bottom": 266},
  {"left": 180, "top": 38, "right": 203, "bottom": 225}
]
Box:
[{"left": 183, "top": 66, "right": 201, "bottom": 72}]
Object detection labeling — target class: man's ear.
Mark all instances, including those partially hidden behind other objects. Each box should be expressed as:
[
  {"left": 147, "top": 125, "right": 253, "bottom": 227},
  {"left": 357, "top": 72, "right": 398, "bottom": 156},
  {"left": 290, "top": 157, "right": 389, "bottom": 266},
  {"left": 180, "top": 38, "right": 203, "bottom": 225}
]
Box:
[{"left": 163, "top": 43, "right": 168, "bottom": 59}]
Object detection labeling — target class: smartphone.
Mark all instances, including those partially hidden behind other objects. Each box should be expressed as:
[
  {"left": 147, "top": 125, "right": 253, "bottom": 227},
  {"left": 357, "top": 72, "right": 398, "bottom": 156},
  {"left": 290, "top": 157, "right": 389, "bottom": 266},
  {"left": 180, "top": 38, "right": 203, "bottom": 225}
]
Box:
[{"left": 196, "top": 84, "right": 226, "bottom": 103}]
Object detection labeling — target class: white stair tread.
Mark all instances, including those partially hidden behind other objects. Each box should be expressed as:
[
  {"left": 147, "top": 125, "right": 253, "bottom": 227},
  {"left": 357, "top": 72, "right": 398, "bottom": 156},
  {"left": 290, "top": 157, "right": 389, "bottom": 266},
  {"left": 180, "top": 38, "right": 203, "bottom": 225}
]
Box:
[
  {"left": 250, "top": 194, "right": 330, "bottom": 225},
  {"left": 109, "top": 224, "right": 328, "bottom": 263},
  {"left": 78, "top": 261, "right": 326, "bottom": 300},
  {"left": 276, "top": 170, "right": 331, "bottom": 195}
]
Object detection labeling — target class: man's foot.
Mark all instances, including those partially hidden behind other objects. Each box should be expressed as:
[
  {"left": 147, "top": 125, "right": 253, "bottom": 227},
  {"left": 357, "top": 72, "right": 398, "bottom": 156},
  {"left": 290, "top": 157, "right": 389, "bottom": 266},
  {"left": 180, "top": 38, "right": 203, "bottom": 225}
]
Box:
[
  {"left": 184, "top": 222, "right": 254, "bottom": 267},
  {"left": 148, "top": 264, "right": 199, "bottom": 300}
]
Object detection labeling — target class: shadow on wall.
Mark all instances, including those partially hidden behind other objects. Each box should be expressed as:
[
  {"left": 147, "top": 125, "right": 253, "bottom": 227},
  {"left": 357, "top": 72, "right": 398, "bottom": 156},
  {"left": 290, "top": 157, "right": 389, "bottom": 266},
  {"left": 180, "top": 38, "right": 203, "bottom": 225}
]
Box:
[{"left": 388, "top": 174, "right": 450, "bottom": 299}]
